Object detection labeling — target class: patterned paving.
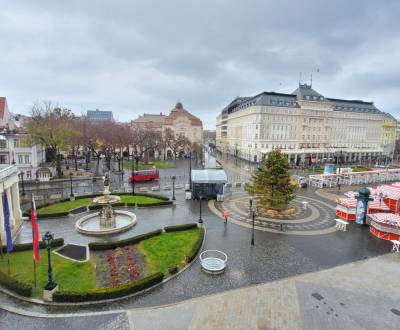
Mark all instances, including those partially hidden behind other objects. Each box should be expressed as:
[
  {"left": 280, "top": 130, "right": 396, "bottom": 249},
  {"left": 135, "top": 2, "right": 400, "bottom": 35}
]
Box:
[{"left": 211, "top": 192, "right": 338, "bottom": 235}]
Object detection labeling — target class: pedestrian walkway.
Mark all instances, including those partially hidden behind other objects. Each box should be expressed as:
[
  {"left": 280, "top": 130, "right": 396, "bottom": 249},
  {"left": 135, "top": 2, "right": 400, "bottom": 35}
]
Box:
[{"left": 127, "top": 253, "right": 400, "bottom": 329}]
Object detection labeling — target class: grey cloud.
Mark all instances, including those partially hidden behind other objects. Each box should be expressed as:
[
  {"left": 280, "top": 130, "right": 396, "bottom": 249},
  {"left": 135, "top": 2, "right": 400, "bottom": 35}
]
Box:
[{"left": 1, "top": 0, "right": 400, "bottom": 127}]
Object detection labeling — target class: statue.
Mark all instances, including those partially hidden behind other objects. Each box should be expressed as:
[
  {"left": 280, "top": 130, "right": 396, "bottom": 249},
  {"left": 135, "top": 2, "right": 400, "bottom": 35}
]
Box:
[{"left": 102, "top": 172, "right": 111, "bottom": 195}]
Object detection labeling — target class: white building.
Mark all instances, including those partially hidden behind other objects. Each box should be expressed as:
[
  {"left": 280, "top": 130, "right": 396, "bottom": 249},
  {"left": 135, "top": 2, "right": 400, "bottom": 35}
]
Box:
[
  {"left": 0, "top": 129, "right": 46, "bottom": 180},
  {"left": 217, "top": 84, "right": 394, "bottom": 165},
  {"left": 0, "top": 164, "right": 23, "bottom": 243}
]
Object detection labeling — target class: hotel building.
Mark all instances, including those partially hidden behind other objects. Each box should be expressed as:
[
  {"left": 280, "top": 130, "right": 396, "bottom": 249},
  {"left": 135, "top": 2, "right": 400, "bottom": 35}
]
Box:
[{"left": 216, "top": 84, "right": 396, "bottom": 165}]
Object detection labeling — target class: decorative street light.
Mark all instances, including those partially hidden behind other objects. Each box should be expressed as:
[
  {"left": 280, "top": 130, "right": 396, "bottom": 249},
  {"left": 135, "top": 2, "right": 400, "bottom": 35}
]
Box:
[
  {"left": 131, "top": 153, "right": 135, "bottom": 196},
  {"left": 42, "top": 231, "right": 57, "bottom": 291},
  {"left": 121, "top": 154, "right": 124, "bottom": 187},
  {"left": 19, "top": 172, "right": 26, "bottom": 197},
  {"left": 198, "top": 193, "right": 203, "bottom": 224},
  {"left": 189, "top": 151, "right": 192, "bottom": 189},
  {"left": 250, "top": 198, "right": 257, "bottom": 246},
  {"left": 172, "top": 175, "right": 176, "bottom": 200},
  {"left": 69, "top": 172, "right": 74, "bottom": 198}
]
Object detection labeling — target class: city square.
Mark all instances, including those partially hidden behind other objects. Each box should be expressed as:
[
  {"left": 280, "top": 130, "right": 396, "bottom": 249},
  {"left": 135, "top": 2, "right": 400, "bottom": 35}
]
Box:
[{"left": 1, "top": 1, "right": 400, "bottom": 329}]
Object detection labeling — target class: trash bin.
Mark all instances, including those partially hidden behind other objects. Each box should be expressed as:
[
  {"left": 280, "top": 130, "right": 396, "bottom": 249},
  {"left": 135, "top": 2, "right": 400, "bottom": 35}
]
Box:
[{"left": 185, "top": 191, "right": 192, "bottom": 200}]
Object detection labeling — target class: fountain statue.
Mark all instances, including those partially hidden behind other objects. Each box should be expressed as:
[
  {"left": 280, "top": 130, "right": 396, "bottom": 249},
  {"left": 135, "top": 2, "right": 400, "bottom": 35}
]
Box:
[{"left": 75, "top": 172, "right": 137, "bottom": 235}]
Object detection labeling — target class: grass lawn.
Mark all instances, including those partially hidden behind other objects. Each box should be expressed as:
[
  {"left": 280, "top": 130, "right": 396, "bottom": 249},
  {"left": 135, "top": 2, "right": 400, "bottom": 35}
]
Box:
[
  {"left": 139, "top": 229, "right": 202, "bottom": 275},
  {"left": 37, "top": 195, "right": 166, "bottom": 216},
  {"left": 37, "top": 198, "right": 93, "bottom": 216},
  {"left": 123, "top": 160, "right": 173, "bottom": 170},
  {"left": 0, "top": 249, "right": 96, "bottom": 297}
]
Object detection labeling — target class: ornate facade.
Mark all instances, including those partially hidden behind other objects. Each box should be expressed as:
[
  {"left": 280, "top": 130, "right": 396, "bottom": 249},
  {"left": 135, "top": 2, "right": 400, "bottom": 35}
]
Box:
[{"left": 216, "top": 84, "right": 395, "bottom": 165}]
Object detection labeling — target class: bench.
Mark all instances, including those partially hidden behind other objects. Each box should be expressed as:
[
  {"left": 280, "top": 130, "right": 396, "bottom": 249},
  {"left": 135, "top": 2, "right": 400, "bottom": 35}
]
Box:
[
  {"left": 335, "top": 218, "right": 349, "bottom": 231},
  {"left": 390, "top": 240, "right": 400, "bottom": 253}
]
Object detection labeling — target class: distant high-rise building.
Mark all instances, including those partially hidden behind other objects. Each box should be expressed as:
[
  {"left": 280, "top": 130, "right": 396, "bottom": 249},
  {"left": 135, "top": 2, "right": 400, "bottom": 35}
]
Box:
[{"left": 87, "top": 109, "right": 113, "bottom": 122}]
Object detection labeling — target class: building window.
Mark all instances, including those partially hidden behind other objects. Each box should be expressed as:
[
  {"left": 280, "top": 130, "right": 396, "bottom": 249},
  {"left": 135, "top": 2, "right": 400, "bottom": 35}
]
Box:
[
  {"left": 18, "top": 155, "right": 23, "bottom": 164},
  {"left": 24, "top": 155, "right": 30, "bottom": 164},
  {"left": 0, "top": 155, "right": 6, "bottom": 164},
  {"left": 0, "top": 140, "right": 6, "bottom": 149}
]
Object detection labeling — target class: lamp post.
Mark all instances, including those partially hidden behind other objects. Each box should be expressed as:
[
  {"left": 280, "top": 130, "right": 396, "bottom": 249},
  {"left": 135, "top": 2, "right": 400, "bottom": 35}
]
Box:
[
  {"left": 172, "top": 175, "right": 176, "bottom": 200},
  {"left": 19, "top": 172, "right": 26, "bottom": 197},
  {"left": 121, "top": 154, "right": 124, "bottom": 188},
  {"left": 189, "top": 151, "right": 192, "bottom": 189},
  {"left": 250, "top": 198, "right": 256, "bottom": 246},
  {"left": 42, "top": 231, "right": 57, "bottom": 290},
  {"left": 69, "top": 172, "right": 74, "bottom": 198},
  {"left": 336, "top": 150, "right": 343, "bottom": 192},
  {"left": 198, "top": 193, "right": 203, "bottom": 224},
  {"left": 131, "top": 154, "right": 135, "bottom": 196}
]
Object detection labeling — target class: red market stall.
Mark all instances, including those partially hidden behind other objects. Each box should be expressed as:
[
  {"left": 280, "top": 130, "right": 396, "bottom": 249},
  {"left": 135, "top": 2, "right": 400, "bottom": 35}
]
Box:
[
  {"left": 375, "top": 185, "right": 400, "bottom": 213},
  {"left": 335, "top": 198, "right": 390, "bottom": 221},
  {"left": 368, "top": 213, "right": 400, "bottom": 241}
]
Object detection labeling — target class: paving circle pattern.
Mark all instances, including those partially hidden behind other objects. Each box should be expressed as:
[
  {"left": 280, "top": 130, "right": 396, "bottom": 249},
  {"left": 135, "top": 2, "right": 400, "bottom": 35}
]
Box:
[{"left": 210, "top": 192, "right": 338, "bottom": 235}]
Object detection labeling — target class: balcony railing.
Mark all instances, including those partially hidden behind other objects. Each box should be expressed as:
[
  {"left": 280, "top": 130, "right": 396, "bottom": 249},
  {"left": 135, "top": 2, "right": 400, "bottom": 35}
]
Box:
[{"left": 0, "top": 165, "right": 18, "bottom": 181}]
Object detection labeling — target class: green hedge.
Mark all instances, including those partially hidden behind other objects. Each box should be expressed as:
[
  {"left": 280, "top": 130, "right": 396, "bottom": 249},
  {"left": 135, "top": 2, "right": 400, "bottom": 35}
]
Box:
[
  {"left": 126, "top": 200, "right": 172, "bottom": 207},
  {"left": 1, "top": 238, "right": 64, "bottom": 253},
  {"left": 186, "top": 227, "right": 205, "bottom": 262},
  {"left": 0, "top": 270, "right": 32, "bottom": 297},
  {"left": 164, "top": 223, "right": 198, "bottom": 232},
  {"left": 53, "top": 272, "right": 164, "bottom": 302},
  {"left": 118, "top": 192, "right": 169, "bottom": 201},
  {"left": 168, "top": 266, "right": 178, "bottom": 275},
  {"left": 88, "top": 229, "right": 162, "bottom": 250}
]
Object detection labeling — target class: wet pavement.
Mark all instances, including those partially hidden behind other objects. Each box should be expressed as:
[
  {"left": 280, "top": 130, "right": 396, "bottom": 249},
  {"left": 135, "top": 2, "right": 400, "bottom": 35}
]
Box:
[{"left": 0, "top": 154, "right": 395, "bottom": 329}]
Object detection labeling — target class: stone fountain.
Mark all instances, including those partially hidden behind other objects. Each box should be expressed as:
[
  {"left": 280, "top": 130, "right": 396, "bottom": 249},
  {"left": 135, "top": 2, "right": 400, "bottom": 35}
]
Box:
[{"left": 75, "top": 172, "right": 137, "bottom": 235}]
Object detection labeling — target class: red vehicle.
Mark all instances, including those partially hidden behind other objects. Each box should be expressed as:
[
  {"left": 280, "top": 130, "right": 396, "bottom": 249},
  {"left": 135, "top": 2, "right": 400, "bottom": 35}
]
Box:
[{"left": 129, "top": 168, "right": 160, "bottom": 182}]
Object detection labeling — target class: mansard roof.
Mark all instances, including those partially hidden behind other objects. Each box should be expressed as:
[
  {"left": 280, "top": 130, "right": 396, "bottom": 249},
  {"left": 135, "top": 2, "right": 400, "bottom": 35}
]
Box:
[{"left": 222, "top": 84, "right": 384, "bottom": 116}]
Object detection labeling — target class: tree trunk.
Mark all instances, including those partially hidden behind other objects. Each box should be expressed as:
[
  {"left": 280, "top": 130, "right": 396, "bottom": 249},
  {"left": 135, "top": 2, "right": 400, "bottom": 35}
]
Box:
[{"left": 56, "top": 149, "right": 62, "bottom": 178}]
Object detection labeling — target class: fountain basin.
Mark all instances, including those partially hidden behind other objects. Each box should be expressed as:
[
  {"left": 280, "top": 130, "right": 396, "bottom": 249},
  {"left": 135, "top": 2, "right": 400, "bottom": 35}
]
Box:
[
  {"left": 92, "top": 194, "right": 121, "bottom": 205},
  {"left": 75, "top": 210, "right": 137, "bottom": 236}
]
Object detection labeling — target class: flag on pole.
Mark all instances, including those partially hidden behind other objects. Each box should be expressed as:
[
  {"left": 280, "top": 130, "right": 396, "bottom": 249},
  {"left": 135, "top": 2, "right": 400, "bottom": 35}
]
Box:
[
  {"left": 31, "top": 196, "right": 41, "bottom": 262},
  {"left": 3, "top": 192, "right": 13, "bottom": 252}
]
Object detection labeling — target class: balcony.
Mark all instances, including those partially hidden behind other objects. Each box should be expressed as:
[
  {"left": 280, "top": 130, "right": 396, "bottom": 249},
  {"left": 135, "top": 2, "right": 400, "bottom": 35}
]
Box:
[{"left": 0, "top": 164, "right": 18, "bottom": 181}]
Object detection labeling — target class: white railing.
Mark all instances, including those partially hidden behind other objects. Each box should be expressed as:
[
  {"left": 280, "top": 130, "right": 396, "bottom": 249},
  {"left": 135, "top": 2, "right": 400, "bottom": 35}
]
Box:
[{"left": 0, "top": 165, "right": 18, "bottom": 181}]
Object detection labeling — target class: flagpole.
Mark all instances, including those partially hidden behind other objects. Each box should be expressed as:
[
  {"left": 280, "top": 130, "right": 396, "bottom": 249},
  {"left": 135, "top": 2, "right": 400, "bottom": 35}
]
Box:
[
  {"left": 7, "top": 251, "right": 10, "bottom": 275},
  {"left": 0, "top": 234, "right": 3, "bottom": 259},
  {"left": 33, "top": 259, "right": 37, "bottom": 288}
]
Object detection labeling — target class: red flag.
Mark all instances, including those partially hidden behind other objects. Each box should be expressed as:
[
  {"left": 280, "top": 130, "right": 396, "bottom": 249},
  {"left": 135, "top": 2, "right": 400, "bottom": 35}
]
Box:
[{"left": 31, "top": 196, "right": 41, "bottom": 262}]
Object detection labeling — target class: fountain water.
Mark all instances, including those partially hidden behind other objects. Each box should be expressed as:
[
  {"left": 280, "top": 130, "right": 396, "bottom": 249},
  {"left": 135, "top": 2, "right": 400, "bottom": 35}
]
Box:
[{"left": 75, "top": 172, "right": 137, "bottom": 235}]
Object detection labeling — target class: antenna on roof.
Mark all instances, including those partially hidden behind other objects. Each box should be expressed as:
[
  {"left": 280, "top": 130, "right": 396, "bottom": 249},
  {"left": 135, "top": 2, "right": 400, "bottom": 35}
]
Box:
[{"left": 310, "top": 73, "right": 313, "bottom": 87}]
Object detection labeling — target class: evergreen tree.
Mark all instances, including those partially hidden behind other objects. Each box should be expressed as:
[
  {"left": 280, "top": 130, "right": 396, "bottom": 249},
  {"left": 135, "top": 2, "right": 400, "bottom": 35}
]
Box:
[{"left": 246, "top": 149, "right": 295, "bottom": 209}]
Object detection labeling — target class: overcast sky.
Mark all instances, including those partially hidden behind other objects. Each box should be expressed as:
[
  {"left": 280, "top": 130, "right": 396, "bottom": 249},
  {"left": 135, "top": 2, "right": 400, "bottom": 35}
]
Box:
[{"left": 1, "top": 0, "right": 400, "bottom": 128}]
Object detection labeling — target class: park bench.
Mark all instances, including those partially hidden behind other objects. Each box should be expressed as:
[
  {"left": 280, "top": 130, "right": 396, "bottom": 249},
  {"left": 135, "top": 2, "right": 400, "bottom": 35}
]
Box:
[
  {"left": 335, "top": 218, "right": 349, "bottom": 231},
  {"left": 390, "top": 240, "right": 400, "bottom": 253}
]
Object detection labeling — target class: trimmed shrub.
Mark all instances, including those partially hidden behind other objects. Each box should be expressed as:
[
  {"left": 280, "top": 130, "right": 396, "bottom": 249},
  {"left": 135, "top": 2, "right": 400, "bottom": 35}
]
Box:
[
  {"left": 37, "top": 211, "right": 70, "bottom": 219},
  {"left": 1, "top": 238, "right": 64, "bottom": 253},
  {"left": 126, "top": 200, "right": 172, "bottom": 207},
  {"left": 0, "top": 270, "right": 32, "bottom": 297},
  {"left": 88, "top": 204, "right": 103, "bottom": 211},
  {"left": 118, "top": 192, "right": 169, "bottom": 201},
  {"left": 168, "top": 266, "right": 178, "bottom": 275},
  {"left": 186, "top": 227, "right": 205, "bottom": 262},
  {"left": 164, "top": 223, "right": 198, "bottom": 232},
  {"left": 88, "top": 229, "right": 162, "bottom": 250},
  {"left": 53, "top": 272, "right": 164, "bottom": 302}
]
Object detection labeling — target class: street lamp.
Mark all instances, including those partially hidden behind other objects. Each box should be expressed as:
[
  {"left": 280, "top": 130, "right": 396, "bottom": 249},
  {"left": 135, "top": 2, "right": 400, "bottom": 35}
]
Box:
[
  {"left": 131, "top": 154, "right": 135, "bottom": 196},
  {"left": 69, "top": 172, "right": 74, "bottom": 198},
  {"left": 198, "top": 193, "right": 203, "bottom": 224},
  {"left": 42, "top": 231, "right": 57, "bottom": 290},
  {"left": 19, "top": 172, "right": 26, "bottom": 197},
  {"left": 172, "top": 175, "right": 176, "bottom": 200},
  {"left": 189, "top": 151, "right": 192, "bottom": 189},
  {"left": 250, "top": 198, "right": 257, "bottom": 246},
  {"left": 121, "top": 154, "right": 124, "bottom": 187}
]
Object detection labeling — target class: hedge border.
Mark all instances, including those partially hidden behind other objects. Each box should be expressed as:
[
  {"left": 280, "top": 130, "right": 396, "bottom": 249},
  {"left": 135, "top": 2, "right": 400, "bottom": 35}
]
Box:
[
  {"left": 0, "top": 270, "right": 32, "bottom": 297},
  {"left": 88, "top": 229, "right": 163, "bottom": 250},
  {"left": 1, "top": 238, "right": 64, "bottom": 253},
  {"left": 164, "top": 223, "right": 198, "bottom": 232},
  {"left": 53, "top": 272, "right": 164, "bottom": 302},
  {"left": 24, "top": 193, "right": 171, "bottom": 217},
  {"left": 186, "top": 227, "right": 205, "bottom": 262}
]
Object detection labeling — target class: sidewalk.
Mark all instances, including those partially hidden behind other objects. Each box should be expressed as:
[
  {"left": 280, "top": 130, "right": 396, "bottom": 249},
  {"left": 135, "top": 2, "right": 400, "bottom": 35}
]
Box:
[{"left": 127, "top": 253, "right": 400, "bottom": 330}]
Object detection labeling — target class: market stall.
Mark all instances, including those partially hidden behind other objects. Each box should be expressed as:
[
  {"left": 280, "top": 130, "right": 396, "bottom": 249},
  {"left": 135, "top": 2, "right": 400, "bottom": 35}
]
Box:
[
  {"left": 368, "top": 213, "right": 400, "bottom": 241},
  {"left": 335, "top": 198, "right": 390, "bottom": 221}
]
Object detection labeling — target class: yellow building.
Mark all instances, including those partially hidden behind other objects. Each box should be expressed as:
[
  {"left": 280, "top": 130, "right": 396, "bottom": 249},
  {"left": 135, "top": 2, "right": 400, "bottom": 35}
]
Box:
[{"left": 381, "top": 115, "right": 397, "bottom": 145}]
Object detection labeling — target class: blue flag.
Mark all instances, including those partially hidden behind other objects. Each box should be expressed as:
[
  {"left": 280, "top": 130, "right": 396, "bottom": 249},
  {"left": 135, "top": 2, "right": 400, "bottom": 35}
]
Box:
[{"left": 3, "top": 192, "right": 13, "bottom": 252}]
